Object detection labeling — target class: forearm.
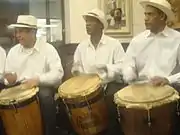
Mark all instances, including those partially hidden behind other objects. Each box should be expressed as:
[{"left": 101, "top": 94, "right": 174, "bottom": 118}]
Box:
[{"left": 38, "top": 70, "right": 64, "bottom": 86}]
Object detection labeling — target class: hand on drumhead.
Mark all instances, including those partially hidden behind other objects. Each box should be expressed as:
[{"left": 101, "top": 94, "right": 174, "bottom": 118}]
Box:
[
  {"left": 4, "top": 72, "right": 17, "bottom": 85},
  {"left": 22, "top": 77, "right": 40, "bottom": 88},
  {"left": 150, "top": 76, "right": 169, "bottom": 86}
]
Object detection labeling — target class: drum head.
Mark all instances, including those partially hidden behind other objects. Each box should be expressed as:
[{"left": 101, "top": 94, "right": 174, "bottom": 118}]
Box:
[
  {"left": 0, "top": 84, "right": 39, "bottom": 105},
  {"left": 114, "top": 83, "right": 179, "bottom": 109},
  {"left": 58, "top": 74, "right": 102, "bottom": 98}
]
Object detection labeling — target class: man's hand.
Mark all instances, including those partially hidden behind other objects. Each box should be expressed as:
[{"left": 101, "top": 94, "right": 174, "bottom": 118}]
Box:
[
  {"left": 96, "top": 64, "right": 107, "bottom": 72},
  {"left": 72, "top": 62, "right": 83, "bottom": 76},
  {"left": 150, "top": 76, "right": 169, "bottom": 86},
  {"left": 22, "top": 77, "right": 40, "bottom": 88},
  {"left": 4, "top": 72, "right": 17, "bottom": 85}
]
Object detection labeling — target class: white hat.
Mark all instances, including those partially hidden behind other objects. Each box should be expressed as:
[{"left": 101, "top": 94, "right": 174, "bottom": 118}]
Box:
[
  {"left": 139, "top": 0, "right": 175, "bottom": 21},
  {"left": 9, "top": 15, "right": 37, "bottom": 29},
  {"left": 82, "top": 8, "right": 107, "bottom": 29}
]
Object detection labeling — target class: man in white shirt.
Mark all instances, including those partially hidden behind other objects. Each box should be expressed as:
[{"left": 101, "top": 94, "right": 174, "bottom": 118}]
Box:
[
  {"left": 4, "top": 15, "right": 64, "bottom": 135},
  {"left": 72, "top": 8, "right": 125, "bottom": 84},
  {"left": 122, "top": 1, "right": 180, "bottom": 134},
  {"left": 72, "top": 8, "right": 125, "bottom": 135},
  {"left": 122, "top": 0, "right": 180, "bottom": 86}
]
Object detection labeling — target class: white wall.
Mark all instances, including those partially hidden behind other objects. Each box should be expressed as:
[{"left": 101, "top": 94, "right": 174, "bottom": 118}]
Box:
[
  {"left": 65, "top": 0, "right": 145, "bottom": 43},
  {"left": 133, "top": 0, "right": 146, "bottom": 36},
  {"left": 67, "top": 0, "right": 98, "bottom": 43}
]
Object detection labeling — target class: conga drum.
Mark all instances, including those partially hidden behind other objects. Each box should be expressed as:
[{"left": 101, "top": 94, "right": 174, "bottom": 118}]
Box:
[
  {"left": 0, "top": 84, "right": 43, "bottom": 135},
  {"left": 114, "top": 83, "right": 180, "bottom": 135},
  {"left": 58, "top": 74, "right": 108, "bottom": 135}
]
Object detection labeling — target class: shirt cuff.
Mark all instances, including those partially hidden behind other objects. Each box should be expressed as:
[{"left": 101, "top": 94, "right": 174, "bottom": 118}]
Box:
[
  {"left": 167, "top": 76, "right": 175, "bottom": 84},
  {"left": 4, "top": 79, "right": 9, "bottom": 85}
]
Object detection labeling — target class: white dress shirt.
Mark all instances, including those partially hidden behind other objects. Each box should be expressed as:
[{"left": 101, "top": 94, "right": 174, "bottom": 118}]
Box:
[
  {"left": 72, "top": 35, "right": 125, "bottom": 83},
  {"left": 0, "top": 46, "right": 6, "bottom": 80},
  {"left": 122, "top": 26, "right": 180, "bottom": 83},
  {"left": 5, "top": 37, "right": 64, "bottom": 86}
]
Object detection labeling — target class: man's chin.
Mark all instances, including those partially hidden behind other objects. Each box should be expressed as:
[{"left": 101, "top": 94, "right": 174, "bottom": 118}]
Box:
[
  {"left": 145, "top": 26, "right": 151, "bottom": 30},
  {"left": 86, "top": 31, "right": 92, "bottom": 35},
  {"left": 19, "top": 41, "right": 26, "bottom": 47}
]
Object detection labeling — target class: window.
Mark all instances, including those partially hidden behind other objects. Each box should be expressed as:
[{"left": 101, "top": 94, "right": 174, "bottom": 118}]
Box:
[{"left": 0, "top": 0, "right": 65, "bottom": 52}]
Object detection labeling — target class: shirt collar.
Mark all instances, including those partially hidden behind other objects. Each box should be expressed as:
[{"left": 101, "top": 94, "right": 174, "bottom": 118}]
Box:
[
  {"left": 33, "top": 39, "right": 40, "bottom": 52},
  {"left": 146, "top": 26, "right": 170, "bottom": 38},
  {"left": 20, "top": 38, "right": 41, "bottom": 53},
  {"left": 88, "top": 34, "right": 106, "bottom": 47}
]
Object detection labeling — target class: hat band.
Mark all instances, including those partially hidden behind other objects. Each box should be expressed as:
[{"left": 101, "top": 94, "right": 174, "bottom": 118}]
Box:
[{"left": 16, "top": 23, "right": 37, "bottom": 28}]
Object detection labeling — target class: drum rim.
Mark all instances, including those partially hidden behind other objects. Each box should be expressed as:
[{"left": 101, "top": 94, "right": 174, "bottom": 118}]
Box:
[
  {"left": 0, "top": 85, "right": 39, "bottom": 105},
  {"left": 0, "top": 95, "right": 37, "bottom": 109},
  {"left": 58, "top": 74, "right": 102, "bottom": 99},
  {"left": 114, "top": 84, "right": 180, "bottom": 109},
  {"left": 60, "top": 87, "right": 103, "bottom": 103},
  {"left": 114, "top": 90, "right": 179, "bottom": 109},
  {"left": 115, "top": 85, "right": 176, "bottom": 103}
]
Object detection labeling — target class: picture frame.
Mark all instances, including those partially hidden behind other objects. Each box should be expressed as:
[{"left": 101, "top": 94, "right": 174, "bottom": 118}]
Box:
[
  {"left": 98, "top": 0, "right": 133, "bottom": 38},
  {"left": 166, "top": 0, "right": 180, "bottom": 30}
]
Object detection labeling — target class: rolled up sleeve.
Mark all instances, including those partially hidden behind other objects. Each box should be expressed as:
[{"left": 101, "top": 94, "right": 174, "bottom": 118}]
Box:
[{"left": 39, "top": 47, "right": 64, "bottom": 86}]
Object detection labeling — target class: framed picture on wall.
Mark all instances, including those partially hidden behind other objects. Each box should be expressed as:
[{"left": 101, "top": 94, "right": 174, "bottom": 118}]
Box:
[
  {"left": 98, "top": 0, "right": 133, "bottom": 37},
  {"left": 166, "top": 0, "right": 180, "bottom": 30}
]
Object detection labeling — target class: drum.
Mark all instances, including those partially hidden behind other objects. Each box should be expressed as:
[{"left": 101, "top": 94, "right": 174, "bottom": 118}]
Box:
[
  {"left": 114, "top": 83, "right": 180, "bottom": 135},
  {"left": 58, "top": 74, "right": 108, "bottom": 135},
  {"left": 0, "top": 84, "right": 43, "bottom": 135}
]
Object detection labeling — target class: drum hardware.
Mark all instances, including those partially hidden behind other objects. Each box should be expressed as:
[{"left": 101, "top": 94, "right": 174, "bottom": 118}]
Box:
[
  {"left": 35, "top": 95, "right": 39, "bottom": 104},
  {"left": 103, "top": 85, "right": 108, "bottom": 97},
  {"left": 62, "top": 99, "right": 72, "bottom": 119},
  {"left": 10, "top": 100, "right": 30, "bottom": 133},
  {"left": 10, "top": 100, "right": 18, "bottom": 113},
  {"left": 176, "top": 100, "right": 180, "bottom": 116},
  {"left": 147, "top": 110, "right": 152, "bottom": 127},
  {"left": 55, "top": 104, "right": 60, "bottom": 114},
  {"left": 23, "top": 118, "right": 29, "bottom": 134},
  {"left": 85, "top": 95, "right": 92, "bottom": 112},
  {"left": 117, "top": 107, "right": 121, "bottom": 123},
  {"left": 84, "top": 94, "right": 97, "bottom": 134}
]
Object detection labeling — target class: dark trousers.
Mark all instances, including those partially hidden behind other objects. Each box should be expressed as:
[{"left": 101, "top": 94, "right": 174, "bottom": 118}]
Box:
[
  {"left": 105, "top": 82, "right": 127, "bottom": 135},
  {"left": 0, "top": 117, "right": 5, "bottom": 135},
  {"left": 38, "top": 86, "right": 57, "bottom": 135},
  {"left": 171, "top": 84, "right": 180, "bottom": 135}
]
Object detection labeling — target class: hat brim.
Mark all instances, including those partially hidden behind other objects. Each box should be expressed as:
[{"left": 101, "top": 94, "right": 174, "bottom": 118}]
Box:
[
  {"left": 8, "top": 24, "right": 37, "bottom": 29},
  {"left": 140, "top": 1, "right": 175, "bottom": 21},
  {"left": 82, "top": 14, "right": 107, "bottom": 29}
]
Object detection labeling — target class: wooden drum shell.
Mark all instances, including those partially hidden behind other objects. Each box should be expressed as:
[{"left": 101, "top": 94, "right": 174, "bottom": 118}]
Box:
[
  {"left": 117, "top": 102, "right": 177, "bottom": 135},
  {"left": 63, "top": 88, "right": 108, "bottom": 135},
  {"left": 0, "top": 96, "right": 43, "bottom": 135}
]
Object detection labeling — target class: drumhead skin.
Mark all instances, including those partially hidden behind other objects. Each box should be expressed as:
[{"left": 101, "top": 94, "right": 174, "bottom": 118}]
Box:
[
  {"left": 58, "top": 74, "right": 102, "bottom": 99},
  {"left": 114, "top": 83, "right": 179, "bottom": 109},
  {"left": 0, "top": 84, "right": 39, "bottom": 105}
]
